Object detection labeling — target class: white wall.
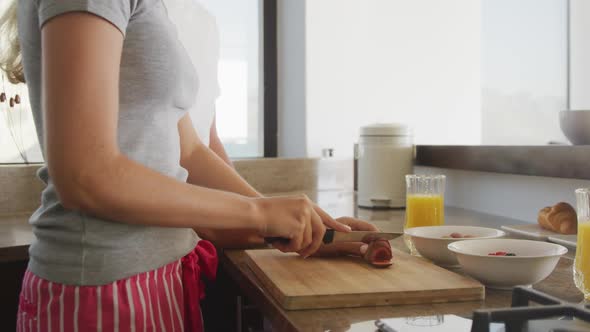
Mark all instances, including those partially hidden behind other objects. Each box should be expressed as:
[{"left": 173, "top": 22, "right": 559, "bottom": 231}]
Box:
[
  {"left": 570, "top": 0, "right": 590, "bottom": 109},
  {"left": 417, "top": 166, "right": 590, "bottom": 223}
]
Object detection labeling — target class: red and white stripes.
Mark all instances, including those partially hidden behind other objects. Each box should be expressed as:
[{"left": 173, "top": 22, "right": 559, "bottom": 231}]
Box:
[{"left": 17, "top": 261, "right": 185, "bottom": 332}]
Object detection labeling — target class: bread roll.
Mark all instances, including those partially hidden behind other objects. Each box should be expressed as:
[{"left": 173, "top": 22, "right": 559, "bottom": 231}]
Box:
[{"left": 538, "top": 202, "right": 577, "bottom": 235}]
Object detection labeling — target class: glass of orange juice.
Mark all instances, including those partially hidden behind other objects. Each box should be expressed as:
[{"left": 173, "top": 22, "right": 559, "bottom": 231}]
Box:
[
  {"left": 575, "top": 188, "right": 590, "bottom": 301},
  {"left": 404, "top": 175, "right": 446, "bottom": 255}
]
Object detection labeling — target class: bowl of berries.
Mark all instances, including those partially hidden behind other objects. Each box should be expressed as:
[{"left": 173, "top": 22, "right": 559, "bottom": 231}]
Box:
[
  {"left": 404, "top": 226, "right": 505, "bottom": 267},
  {"left": 447, "top": 239, "right": 568, "bottom": 289}
]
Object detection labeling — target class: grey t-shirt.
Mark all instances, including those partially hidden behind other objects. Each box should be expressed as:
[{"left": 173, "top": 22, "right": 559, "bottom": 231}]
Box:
[{"left": 18, "top": 0, "right": 199, "bottom": 285}]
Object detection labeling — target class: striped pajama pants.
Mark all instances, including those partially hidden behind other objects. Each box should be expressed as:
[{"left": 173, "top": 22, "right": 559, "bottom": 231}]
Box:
[{"left": 16, "top": 241, "right": 218, "bottom": 332}]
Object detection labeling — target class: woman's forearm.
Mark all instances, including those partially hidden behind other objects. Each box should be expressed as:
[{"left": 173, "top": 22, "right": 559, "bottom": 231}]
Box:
[
  {"left": 179, "top": 116, "right": 352, "bottom": 249},
  {"left": 183, "top": 143, "right": 268, "bottom": 247},
  {"left": 197, "top": 228, "right": 265, "bottom": 248},
  {"left": 58, "top": 152, "right": 262, "bottom": 231},
  {"left": 185, "top": 124, "right": 269, "bottom": 246}
]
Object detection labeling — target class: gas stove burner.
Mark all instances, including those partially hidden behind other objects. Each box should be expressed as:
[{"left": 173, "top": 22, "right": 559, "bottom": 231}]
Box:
[{"left": 471, "top": 286, "right": 590, "bottom": 332}]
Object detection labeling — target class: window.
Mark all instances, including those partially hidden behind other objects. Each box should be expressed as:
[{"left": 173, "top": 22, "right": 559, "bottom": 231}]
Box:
[
  {"left": 0, "top": 74, "right": 43, "bottom": 163},
  {"left": 481, "top": 0, "right": 568, "bottom": 145},
  {"left": 197, "top": 0, "right": 270, "bottom": 157},
  {"left": 0, "top": 0, "right": 276, "bottom": 163}
]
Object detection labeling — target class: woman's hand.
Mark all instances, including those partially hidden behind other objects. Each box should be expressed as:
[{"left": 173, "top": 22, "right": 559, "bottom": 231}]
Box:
[
  {"left": 255, "top": 195, "right": 352, "bottom": 257},
  {"left": 313, "top": 217, "right": 380, "bottom": 257}
]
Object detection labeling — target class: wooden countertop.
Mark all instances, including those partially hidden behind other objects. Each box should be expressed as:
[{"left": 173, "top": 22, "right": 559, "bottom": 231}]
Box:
[{"left": 222, "top": 190, "right": 583, "bottom": 332}]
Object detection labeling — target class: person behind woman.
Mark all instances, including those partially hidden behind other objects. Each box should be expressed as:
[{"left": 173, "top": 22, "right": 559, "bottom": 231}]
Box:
[{"left": 0, "top": 0, "right": 377, "bottom": 331}]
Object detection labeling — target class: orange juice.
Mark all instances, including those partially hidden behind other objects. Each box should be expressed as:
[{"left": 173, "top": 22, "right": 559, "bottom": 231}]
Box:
[
  {"left": 404, "top": 194, "right": 445, "bottom": 254},
  {"left": 404, "top": 194, "right": 445, "bottom": 228},
  {"left": 574, "top": 221, "right": 590, "bottom": 299}
]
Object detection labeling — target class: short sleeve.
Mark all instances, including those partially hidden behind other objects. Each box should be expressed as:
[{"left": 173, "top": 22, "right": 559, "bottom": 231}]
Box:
[{"left": 37, "top": 0, "right": 136, "bottom": 35}]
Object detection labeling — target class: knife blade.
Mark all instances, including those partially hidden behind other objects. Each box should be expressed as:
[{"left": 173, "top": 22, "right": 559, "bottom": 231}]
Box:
[{"left": 264, "top": 229, "right": 402, "bottom": 245}]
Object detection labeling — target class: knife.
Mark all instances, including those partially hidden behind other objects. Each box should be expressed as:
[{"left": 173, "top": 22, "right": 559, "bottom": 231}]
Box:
[{"left": 264, "top": 229, "right": 402, "bottom": 245}]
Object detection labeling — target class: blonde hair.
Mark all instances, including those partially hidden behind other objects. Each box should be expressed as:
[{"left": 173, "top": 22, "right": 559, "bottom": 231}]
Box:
[{"left": 0, "top": 0, "right": 24, "bottom": 84}]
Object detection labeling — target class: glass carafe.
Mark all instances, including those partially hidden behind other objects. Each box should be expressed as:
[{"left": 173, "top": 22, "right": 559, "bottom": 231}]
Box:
[
  {"left": 404, "top": 175, "right": 446, "bottom": 255},
  {"left": 575, "top": 188, "right": 590, "bottom": 300}
]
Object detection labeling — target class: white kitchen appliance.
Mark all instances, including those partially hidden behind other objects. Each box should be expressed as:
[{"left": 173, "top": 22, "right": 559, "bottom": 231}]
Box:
[{"left": 356, "top": 123, "right": 413, "bottom": 208}]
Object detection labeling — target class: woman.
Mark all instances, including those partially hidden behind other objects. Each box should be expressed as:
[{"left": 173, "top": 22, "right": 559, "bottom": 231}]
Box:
[{"left": 0, "top": 0, "right": 377, "bottom": 331}]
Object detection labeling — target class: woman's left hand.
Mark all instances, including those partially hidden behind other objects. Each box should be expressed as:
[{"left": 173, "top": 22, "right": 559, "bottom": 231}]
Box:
[{"left": 312, "top": 216, "right": 380, "bottom": 257}]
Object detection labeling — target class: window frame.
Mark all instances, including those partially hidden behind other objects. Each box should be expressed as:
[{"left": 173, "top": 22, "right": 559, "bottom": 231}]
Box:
[{"left": 263, "top": 0, "right": 278, "bottom": 157}]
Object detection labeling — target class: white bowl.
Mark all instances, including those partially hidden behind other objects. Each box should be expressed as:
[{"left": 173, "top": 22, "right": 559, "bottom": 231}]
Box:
[
  {"left": 448, "top": 239, "right": 568, "bottom": 289},
  {"left": 559, "top": 110, "right": 590, "bottom": 145},
  {"left": 404, "top": 226, "right": 506, "bottom": 267}
]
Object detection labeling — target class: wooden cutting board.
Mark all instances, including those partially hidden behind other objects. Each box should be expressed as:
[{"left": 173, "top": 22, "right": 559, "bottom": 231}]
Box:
[{"left": 245, "top": 248, "right": 484, "bottom": 310}]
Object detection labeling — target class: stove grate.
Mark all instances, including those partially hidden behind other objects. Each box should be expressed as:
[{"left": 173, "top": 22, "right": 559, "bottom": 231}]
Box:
[{"left": 471, "top": 286, "right": 590, "bottom": 332}]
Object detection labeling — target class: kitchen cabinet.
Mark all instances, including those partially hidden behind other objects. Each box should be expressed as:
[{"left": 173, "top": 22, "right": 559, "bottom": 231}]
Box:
[{"left": 0, "top": 260, "right": 27, "bottom": 331}]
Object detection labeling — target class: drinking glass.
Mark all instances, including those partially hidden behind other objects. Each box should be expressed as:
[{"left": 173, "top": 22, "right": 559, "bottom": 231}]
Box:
[
  {"left": 575, "top": 188, "right": 590, "bottom": 300},
  {"left": 404, "top": 175, "right": 446, "bottom": 255}
]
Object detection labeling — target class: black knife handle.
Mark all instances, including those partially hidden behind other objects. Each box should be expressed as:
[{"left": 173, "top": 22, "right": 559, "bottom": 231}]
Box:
[
  {"left": 264, "top": 229, "right": 335, "bottom": 245},
  {"left": 323, "top": 229, "right": 335, "bottom": 243}
]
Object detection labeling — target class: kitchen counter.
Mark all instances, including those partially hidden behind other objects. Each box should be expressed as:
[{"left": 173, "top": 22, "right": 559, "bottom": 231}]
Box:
[
  {"left": 222, "top": 190, "right": 583, "bottom": 332},
  {"left": 0, "top": 190, "right": 583, "bottom": 331},
  {"left": 0, "top": 188, "right": 537, "bottom": 263},
  {"left": 0, "top": 213, "right": 33, "bottom": 263}
]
